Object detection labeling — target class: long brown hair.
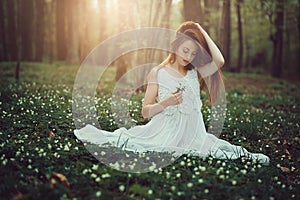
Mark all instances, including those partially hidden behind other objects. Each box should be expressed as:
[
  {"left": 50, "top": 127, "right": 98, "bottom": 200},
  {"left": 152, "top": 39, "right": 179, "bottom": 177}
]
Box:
[{"left": 162, "top": 21, "right": 224, "bottom": 105}]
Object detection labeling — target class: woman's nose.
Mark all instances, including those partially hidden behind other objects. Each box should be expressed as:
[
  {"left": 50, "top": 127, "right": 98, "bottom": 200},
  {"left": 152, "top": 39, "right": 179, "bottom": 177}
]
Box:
[{"left": 186, "top": 53, "right": 192, "bottom": 61}]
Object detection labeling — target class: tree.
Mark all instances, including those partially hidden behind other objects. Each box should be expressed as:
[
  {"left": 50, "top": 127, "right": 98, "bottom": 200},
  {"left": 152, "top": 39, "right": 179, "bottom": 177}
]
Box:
[
  {"left": 220, "top": 0, "right": 231, "bottom": 69},
  {"left": 6, "top": 0, "right": 18, "bottom": 61},
  {"left": 0, "top": 0, "right": 8, "bottom": 61},
  {"left": 161, "top": 0, "right": 172, "bottom": 29},
  {"left": 43, "top": 0, "right": 56, "bottom": 63},
  {"left": 203, "top": 0, "right": 222, "bottom": 49},
  {"left": 56, "top": 0, "right": 67, "bottom": 61},
  {"left": 98, "top": 0, "right": 107, "bottom": 42},
  {"left": 78, "top": 0, "right": 89, "bottom": 63},
  {"left": 66, "top": 0, "right": 79, "bottom": 64},
  {"left": 271, "top": 0, "right": 284, "bottom": 77},
  {"left": 236, "top": 0, "right": 243, "bottom": 72},
  {"left": 114, "top": 0, "right": 137, "bottom": 82},
  {"left": 19, "top": 0, "right": 34, "bottom": 61},
  {"left": 34, "top": 0, "right": 45, "bottom": 62},
  {"left": 183, "top": 0, "right": 203, "bottom": 23}
]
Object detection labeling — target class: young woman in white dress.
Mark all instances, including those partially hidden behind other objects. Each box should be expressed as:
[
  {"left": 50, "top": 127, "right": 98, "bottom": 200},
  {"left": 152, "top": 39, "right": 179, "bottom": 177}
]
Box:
[{"left": 74, "top": 21, "right": 270, "bottom": 167}]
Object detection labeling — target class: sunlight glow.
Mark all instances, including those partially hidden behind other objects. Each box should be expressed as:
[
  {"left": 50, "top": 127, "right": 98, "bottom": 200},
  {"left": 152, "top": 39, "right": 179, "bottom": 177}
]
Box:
[{"left": 91, "top": 0, "right": 98, "bottom": 9}]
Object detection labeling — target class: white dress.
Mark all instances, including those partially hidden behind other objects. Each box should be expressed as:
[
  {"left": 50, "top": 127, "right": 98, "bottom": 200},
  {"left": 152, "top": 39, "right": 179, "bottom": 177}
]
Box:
[{"left": 74, "top": 68, "right": 270, "bottom": 165}]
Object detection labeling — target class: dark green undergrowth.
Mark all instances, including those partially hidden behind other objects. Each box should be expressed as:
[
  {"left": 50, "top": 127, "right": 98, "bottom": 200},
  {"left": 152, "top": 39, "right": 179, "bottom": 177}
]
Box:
[{"left": 0, "top": 62, "right": 299, "bottom": 199}]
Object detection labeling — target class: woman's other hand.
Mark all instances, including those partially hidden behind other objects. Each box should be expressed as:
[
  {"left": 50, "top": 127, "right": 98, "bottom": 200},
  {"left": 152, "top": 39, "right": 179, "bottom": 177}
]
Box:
[{"left": 163, "top": 91, "right": 183, "bottom": 106}]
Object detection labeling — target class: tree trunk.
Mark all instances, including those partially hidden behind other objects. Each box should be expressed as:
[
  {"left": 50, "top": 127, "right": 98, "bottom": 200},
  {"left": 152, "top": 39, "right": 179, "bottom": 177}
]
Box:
[
  {"left": 44, "top": 1, "right": 56, "bottom": 63},
  {"left": 78, "top": 0, "right": 88, "bottom": 63},
  {"left": 0, "top": 0, "right": 8, "bottom": 61},
  {"left": 236, "top": 0, "right": 243, "bottom": 72},
  {"left": 206, "top": 0, "right": 221, "bottom": 44},
  {"left": 7, "top": 0, "right": 18, "bottom": 61},
  {"left": 98, "top": 0, "right": 107, "bottom": 42},
  {"left": 183, "top": 0, "right": 203, "bottom": 23},
  {"left": 203, "top": 0, "right": 212, "bottom": 33},
  {"left": 66, "top": 0, "right": 79, "bottom": 64},
  {"left": 271, "top": 0, "right": 284, "bottom": 78},
  {"left": 243, "top": 5, "right": 250, "bottom": 69},
  {"left": 34, "top": 0, "right": 45, "bottom": 62},
  {"left": 220, "top": 0, "right": 231, "bottom": 69},
  {"left": 297, "top": 0, "right": 300, "bottom": 74},
  {"left": 56, "top": 0, "right": 67, "bottom": 60},
  {"left": 115, "top": 0, "right": 136, "bottom": 82},
  {"left": 161, "top": 0, "right": 172, "bottom": 29},
  {"left": 20, "top": 0, "right": 34, "bottom": 61}
]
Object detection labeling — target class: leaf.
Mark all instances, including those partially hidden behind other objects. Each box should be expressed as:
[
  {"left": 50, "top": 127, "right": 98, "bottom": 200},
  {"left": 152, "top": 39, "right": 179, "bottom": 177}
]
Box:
[
  {"left": 48, "top": 130, "right": 56, "bottom": 140},
  {"left": 285, "top": 149, "right": 291, "bottom": 160},
  {"left": 280, "top": 166, "right": 290, "bottom": 173},
  {"left": 50, "top": 173, "right": 70, "bottom": 189},
  {"left": 129, "top": 184, "right": 150, "bottom": 197},
  {"left": 11, "top": 193, "right": 23, "bottom": 200}
]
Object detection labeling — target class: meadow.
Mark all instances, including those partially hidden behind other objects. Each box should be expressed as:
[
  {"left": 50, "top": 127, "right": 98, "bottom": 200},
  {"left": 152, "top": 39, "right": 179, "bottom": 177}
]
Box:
[{"left": 0, "top": 62, "right": 299, "bottom": 199}]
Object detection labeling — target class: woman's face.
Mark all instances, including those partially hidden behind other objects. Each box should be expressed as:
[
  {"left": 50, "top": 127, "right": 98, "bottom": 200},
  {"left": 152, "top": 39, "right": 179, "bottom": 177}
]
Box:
[{"left": 175, "top": 39, "right": 198, "bottom": 67}]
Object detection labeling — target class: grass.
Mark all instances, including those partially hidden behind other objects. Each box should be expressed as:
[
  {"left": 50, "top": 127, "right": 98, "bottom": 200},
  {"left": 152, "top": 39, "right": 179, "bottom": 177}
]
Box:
[{"left": 0, "top": 62, "right": 299, "bottom": 199}]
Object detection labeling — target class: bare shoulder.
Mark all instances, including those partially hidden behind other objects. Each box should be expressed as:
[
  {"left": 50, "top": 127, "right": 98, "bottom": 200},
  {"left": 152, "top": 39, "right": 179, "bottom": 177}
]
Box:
[{"left": 147, "top": 66, "right": 162, "bottom": 82}]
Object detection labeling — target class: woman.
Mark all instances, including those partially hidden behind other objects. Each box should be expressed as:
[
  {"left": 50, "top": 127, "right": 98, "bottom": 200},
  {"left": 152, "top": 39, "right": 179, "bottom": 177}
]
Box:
[{"left": 74, "top": 21, "right": 270, "bottom": 167}]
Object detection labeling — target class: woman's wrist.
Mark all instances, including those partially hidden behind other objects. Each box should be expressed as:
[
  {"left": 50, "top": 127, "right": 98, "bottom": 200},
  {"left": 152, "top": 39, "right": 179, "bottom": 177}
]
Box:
[{"left": 158, "top": 100, "right": 168, "bottom": 110}]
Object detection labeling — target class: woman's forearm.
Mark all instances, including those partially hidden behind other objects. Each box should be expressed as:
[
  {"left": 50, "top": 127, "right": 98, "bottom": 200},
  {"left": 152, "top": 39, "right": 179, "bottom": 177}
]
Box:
[
  {"left": 197, "top": 24, "right": 225, "bottom": 67},
  {"left": 142, "top": 101, "right": 168, "bottom": 118}
]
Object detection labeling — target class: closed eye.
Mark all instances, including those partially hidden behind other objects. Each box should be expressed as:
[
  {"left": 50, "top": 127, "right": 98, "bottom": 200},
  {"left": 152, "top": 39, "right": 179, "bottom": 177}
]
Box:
[
  {"left": 183, "top": 47, "right": 198, "bottom": 56},
  {"left": 183, "top": 47, "right": 189, "bottom": 53}
]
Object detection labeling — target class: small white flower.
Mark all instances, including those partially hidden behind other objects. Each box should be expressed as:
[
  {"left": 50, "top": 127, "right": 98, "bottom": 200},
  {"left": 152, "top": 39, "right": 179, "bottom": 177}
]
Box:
[
  {"left": 148, "top": 189, "right": 153, "bottom": 195},
  {"left": 101, "top": 173, "right": 111, "bottom": 178},
  {"left": 119, "top": 185, "right": 125, "bottom": 192},
  {"left": 219, "top": 175, "right": 225, "bottom": 180},
  {"left": 63, "top": 145, "right": 69, "bottom": 151},
  {"left": 257, "top": 179, "right": 262, "bottom": 183},
  {"left": 231, "top": 180, "right": 237, "bottom": 185},
  {"left": 187, "top": 182, "right": 193, "bottom": 188},
  {"left": 199, "top": 166, "right": 206, "bottom": 171},
  {"left": 82, "top": 169, "right": 89, "bottom": 175},
  {"left": 95, "top": 177, "right": 101, "bottom": 182},
  {"left": 95, "top": 191, "right": 102, "bottom": 197},
  {"left": 165, "top": 172, "right": 170, "bottom": 179},
  {"left": 92, "top": 164, "right": 99, "bottom": 171}
]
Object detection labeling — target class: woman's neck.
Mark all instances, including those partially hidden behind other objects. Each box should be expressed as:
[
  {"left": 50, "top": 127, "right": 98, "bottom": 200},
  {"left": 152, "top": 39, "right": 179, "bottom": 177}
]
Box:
[
  {"left": 169, "top": 62, "right": 186, "bottom": 73},
  {"left": 168, "top": 62, "right": 187, "bottom": 77}
]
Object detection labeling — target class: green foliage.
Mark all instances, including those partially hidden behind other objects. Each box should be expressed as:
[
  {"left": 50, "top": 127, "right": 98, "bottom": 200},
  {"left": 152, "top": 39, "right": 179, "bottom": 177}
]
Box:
[{"left": 0, "top": 62, "right": 299, "bottom": 199}]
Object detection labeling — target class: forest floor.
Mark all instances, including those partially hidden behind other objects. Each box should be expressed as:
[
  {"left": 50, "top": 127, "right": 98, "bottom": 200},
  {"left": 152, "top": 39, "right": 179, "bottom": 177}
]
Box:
[{"left": 0, "top": 62, "right": 299, "bottom": 199}]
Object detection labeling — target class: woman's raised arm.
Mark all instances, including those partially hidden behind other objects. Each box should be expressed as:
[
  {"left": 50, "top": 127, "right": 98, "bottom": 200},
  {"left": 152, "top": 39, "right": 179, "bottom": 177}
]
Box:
[{"left": 195, "top": 23, "right": 225, "bottom": 77}]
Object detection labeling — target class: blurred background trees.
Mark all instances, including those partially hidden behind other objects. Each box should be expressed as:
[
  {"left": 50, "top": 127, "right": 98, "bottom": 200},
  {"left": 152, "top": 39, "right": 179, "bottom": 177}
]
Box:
[{"left": 0, "top": 0, "right": 299, "bottom": 80}]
